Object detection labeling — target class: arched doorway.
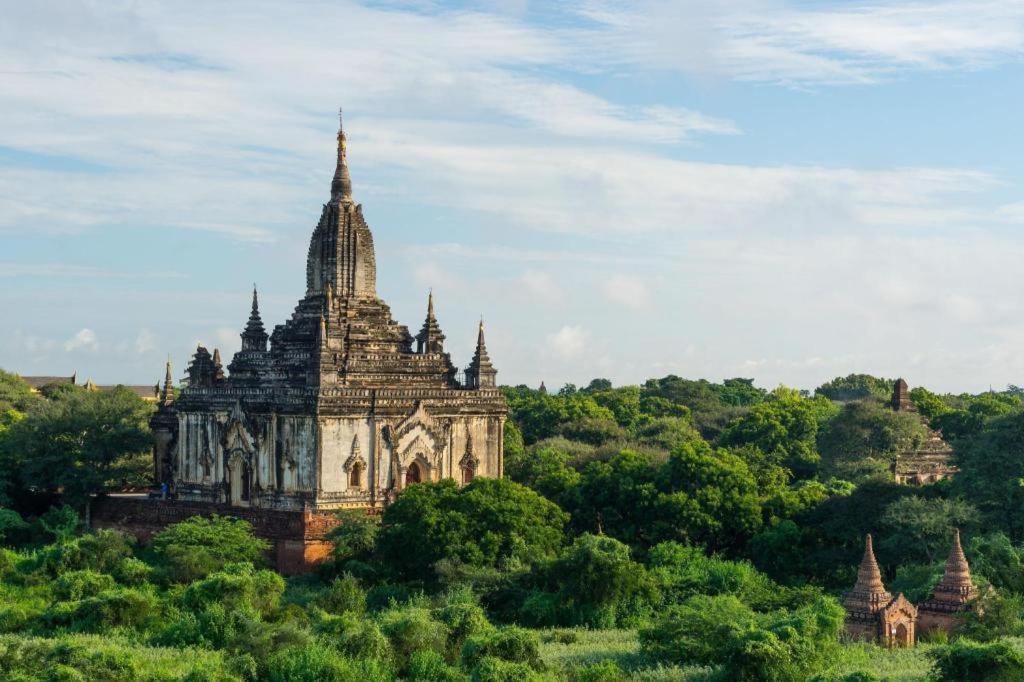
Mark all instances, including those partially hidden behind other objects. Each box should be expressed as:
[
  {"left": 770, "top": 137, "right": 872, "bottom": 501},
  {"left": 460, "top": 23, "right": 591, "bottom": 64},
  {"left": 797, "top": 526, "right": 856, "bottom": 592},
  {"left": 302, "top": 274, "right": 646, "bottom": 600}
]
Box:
[
  {"left": 349, "top": 462, "right": 363, "bottom": 489},
  {"left": 405, "top": 461, "right": 422, "bottom": 487},
  {"left": 228, "top": 450, "right": 251, "bottom": 507},
  {"left": 894, "top": 623, "right": 911, "bottom": 647},
  {"left": 462, "top": 463, "right": 475, "bottom": 485}
]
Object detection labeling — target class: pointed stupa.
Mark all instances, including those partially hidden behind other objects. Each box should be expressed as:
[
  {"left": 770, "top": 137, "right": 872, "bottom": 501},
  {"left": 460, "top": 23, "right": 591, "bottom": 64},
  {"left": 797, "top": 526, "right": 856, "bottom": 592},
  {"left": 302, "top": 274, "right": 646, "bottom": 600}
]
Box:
[
  {"left": 932, "top": 529, "right": 977, "bottom": 605},
  {"left": 844, "top": 534, "right": 893, "bottom": 614},
  {"left": 539, "top": 381, "right": 548, "bottom": 394},
  {"left": 241, "top": 285, "right": 269, "bottom": 352},
  {"left": 212, "top": 348, "right": 225, "bottom": 381},
  {"left": 416, "top": 290, "right": 446, "bottom": 354},
  {"left": 331, "top": 108, "right": 353, "bottom": 203},
  {"left": 465, "top": 318, "right": 497, "bottom": 389},
  {"left": 160, "top": 359, "right": 174, "bottom": 403}
]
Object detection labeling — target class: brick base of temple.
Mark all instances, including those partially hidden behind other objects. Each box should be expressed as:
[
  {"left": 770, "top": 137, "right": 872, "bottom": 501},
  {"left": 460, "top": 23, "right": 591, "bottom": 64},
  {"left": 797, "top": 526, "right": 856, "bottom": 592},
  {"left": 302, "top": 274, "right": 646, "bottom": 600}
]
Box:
[{"left": 90, "top": 495, "right": 348, "bottom": 575}]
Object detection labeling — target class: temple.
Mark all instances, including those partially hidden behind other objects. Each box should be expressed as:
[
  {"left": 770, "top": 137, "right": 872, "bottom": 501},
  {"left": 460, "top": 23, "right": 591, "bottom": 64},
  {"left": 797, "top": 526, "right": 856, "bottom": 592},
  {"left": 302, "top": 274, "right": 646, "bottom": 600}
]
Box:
[
  {"left": 844, "top": 530, "right": 983, "bottom": 646},
  {"left": 843, "top": 534, "right": 918, "bottom": 647},
  {"left": 890, "top": 379, "right": 957, "bottom": 485},
  {"left": 95, "top": 115, "right": 507, "bottom": 572},
  {"left": 918, "top": 529, "right": 981, "bottom": 635}
]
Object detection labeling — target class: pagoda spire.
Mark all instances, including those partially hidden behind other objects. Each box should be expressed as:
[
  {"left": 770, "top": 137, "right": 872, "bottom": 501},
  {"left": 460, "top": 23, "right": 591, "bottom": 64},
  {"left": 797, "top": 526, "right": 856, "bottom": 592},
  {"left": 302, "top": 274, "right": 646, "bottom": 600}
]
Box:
[
  {"left": 843, "top": 534, "right": 893, "bottom": 614},
  {"left": 241, "top": 285, "right": 269, "bottom": 352},
  {"left": 932, "top": 528, "right": 977, "bottom": 604},
  {"left": 160, "top": 359, "right": 174, "bottom": 403},
  {"left": 331, "top": 108, "right": 353, "bottom": 202},
  {"left": 416, "top": 289, "right": 446, "bottom": 354},
  {"left": 465, "top": 318, "right": 497, "bottom": 389}
]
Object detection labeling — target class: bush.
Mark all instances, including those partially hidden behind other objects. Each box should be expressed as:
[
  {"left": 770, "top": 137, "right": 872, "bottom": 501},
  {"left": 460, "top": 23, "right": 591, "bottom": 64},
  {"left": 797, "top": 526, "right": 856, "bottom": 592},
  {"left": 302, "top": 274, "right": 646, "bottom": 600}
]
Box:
[
  {"left": 641, "top": 594, "right": 844, "bottom": 681},
  {"left": 377, "top": 606, "right": 449, "bottom": 670},
  {"left": 930, "top": 638, "right": 1024, "bottom": 681},
  {"left": 45, "top": 587, "right": 159, "bottom": 632},
  {"left": 433, "top": 601, "right": 493, "bottom": 658},
  {"left": 0, "top": 508, "right": 30, "bottom": 547},
  {"left": 264, "top": 642, "right": 393, "bottom": 682},
  {"left": 407, "top": 649, "right": 469, "bottom": 682},
  {"left": 315, "top": 574, "right": 366, "bottom": 616},
  {"left": 470, "top": 656, "right": 546, "bottom": 682},
  {"left": 53, "top": 570, "right": 116, "bottom": 600},
  {"left": 36, "top": 529, "right": 134, "bottom": 576},
  {"left": 571, "top": 661, "right": 627, "bottom": 682},
  {"left": 182, "top": 563, "right": 285, "bottom": 617},
  {"left": 151, "top": 515, "right": 269, "bottom": 583},
  {"left": 462, "top": 627, "right": 541, "bottom": 670}
]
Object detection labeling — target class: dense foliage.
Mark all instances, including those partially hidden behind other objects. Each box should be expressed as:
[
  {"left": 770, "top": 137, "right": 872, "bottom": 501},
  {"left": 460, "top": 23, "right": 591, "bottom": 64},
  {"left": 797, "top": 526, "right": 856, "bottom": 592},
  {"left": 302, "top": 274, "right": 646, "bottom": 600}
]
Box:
[{"left": 5, "top": 369, "right": 1024, "bottom": 679}]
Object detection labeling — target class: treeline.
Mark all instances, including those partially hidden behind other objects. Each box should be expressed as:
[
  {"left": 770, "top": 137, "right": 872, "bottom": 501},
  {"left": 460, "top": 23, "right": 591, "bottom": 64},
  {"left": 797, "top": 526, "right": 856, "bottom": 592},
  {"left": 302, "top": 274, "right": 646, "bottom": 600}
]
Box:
[{"left": 5, "top": 369, "right": 1024, "bottom": 679}]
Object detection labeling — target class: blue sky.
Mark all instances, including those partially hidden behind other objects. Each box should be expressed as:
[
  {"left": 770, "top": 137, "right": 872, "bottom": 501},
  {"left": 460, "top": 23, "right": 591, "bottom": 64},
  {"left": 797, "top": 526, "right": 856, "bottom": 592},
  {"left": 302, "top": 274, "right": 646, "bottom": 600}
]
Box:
[{"left": 2, "top": 0, "right": 1024, "bottom": 393}]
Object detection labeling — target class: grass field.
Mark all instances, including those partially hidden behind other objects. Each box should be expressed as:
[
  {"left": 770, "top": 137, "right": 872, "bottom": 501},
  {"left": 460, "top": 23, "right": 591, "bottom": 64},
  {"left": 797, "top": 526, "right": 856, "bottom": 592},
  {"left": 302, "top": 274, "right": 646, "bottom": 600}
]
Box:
[{"left": 538, "top": 628, "right": 953, "bottom": 681}]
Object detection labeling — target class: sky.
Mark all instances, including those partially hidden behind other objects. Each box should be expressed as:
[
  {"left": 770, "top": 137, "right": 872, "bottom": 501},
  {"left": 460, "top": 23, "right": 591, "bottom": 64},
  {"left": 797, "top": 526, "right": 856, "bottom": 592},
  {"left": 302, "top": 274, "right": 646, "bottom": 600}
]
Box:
[{"left": 2, "top": 0, "right": 1024, "bottom": 393}]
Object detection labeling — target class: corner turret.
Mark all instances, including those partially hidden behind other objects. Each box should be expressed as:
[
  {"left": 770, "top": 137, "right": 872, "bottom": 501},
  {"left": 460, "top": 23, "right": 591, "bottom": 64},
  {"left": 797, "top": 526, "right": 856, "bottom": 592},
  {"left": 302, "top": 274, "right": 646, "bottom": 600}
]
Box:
[
  {"left": 465, "top": 319, "right": 497, "bottom": 389},
  {"left": 416, "top": 290, "right": 446, "bottom": 354}
]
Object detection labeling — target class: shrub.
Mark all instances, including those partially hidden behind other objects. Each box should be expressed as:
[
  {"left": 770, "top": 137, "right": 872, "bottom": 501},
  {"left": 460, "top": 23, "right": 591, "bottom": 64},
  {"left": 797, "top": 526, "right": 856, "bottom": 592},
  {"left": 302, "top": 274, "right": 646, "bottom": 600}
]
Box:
[
  {"left": 53, "top": 570, "right": 116, "bottom": 600},
  {"left": 264, "top": 642, "right": 393, "bottom": 682},
  {"left": 365, "top": 583, "right": 420, "bottom": 612},
  {"left": 151, "top": 515, "right": 269, "bottom": 583},
  {"left": 433, "top": 601, "right": 493, "bottom": 658},
  {"left": 0, "top": 508, "right": 30, "bottom": 547},
  {"left": 331, "top": 613, "right": 392, "bottom": 662},
  {"left": 639, "top": 594, "right": 756, "bottom": 666},
  {"left": 181, "top": 563, "right": 284, "bottom": 617},
  {"left": 37, "top": 530, "right": 134, "bottom": 576},
  {"left": 377, "top": 606, "right": 448, "bottom": 670},
  {"left": 461, "top": 627, "right": 541, "bottom": 670},
  {"left": 930, "top": 638, "right": 1024, "bottom": 681},
  {"left": 115, "top": 556, "right": 154, "bottom": 586},
  {"left": 470, "top": 656, "right": 546, "bottom": 682},
  {"left": 407, "top": 649, "right": 469, "bottom": 682},
  {"left": 45, "top": 587, "right": 159, "bottom": 632},
  {"left": 315, "top": 574, "right": 366, "bottom": 616},
  {"left": 571, "top": 661, "right": 627, "bottom": 682}
]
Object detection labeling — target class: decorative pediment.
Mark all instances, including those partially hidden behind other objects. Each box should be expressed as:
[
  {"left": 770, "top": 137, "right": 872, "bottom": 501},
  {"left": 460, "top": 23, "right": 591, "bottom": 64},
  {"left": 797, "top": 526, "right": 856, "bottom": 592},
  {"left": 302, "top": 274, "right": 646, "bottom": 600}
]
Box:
[
  {"left": 392, "top": 402, "right": 450, "bottom": 468},
  {"left": 882, "top": 593, "right": 919, "bottom": 620},
  {"left": 459, "top": 431, "right": 479, "bottom": 471},
  {"left": 343, "top": 435, "right": 367, "bottom": 472},
  {"left": 223, "top": 402, "right": 255, "bottom": 470}
]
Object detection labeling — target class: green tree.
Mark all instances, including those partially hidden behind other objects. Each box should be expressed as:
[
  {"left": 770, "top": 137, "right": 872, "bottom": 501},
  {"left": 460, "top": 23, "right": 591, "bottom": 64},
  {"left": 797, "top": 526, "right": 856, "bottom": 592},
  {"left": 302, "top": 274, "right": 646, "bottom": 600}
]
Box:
[
  {"left": 151, "top": 515, "right": 270, "bottom": 582},
  {"left": 930, "top": 639, "right": 1024, "bottom": 681},
  {"left": 817, "top": 399, "right": 926, "bottom": 483},
  {"left": 376, "top": 478, "right": 568, "bottom": 583},
  {"left": 0, "top": 385, "right": 152, "bottom": 509},
  {"left": 815, "top": 374, "right": 893, "bottom": 402},
  {"left": 954, "top": 411, "right": 1024, "bottom": 540},
  {"left": 878, "top": 496, "right": 980, "bottom": 564},
  {"left": 0, "top": 370, "right": 39, "bottom": 414}
]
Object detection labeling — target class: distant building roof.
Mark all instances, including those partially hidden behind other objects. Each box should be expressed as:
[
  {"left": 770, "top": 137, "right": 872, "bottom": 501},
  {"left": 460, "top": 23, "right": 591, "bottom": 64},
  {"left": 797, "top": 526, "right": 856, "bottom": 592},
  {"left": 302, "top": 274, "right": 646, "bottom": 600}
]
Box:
[{"left": 20, "top": 375, "right": 76, "bottom": 389}]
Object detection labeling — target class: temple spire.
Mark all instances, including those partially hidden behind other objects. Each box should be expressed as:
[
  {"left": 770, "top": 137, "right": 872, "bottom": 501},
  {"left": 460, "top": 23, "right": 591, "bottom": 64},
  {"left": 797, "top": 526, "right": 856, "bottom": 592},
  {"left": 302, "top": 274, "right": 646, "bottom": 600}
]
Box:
[
  {"left": 465, "top": 318, "right": 497, "bottom": 389},
  {"left": 331, "top": 108, "right": 353, "bottom": 202},
  {"left": 933, "top": 528, "right": 977, "bottom": 603},
  {"left": 416, "top": 289, "right": 445, "bottom": 354},
  {"left": 843, "top": 533, "right": 893, "bottom": 615},
  {"left": 241, "top": 285, "right": 269, "bottom": 352},
  {"left": 160, "top": 359, "right": 174, "bottom": 403}
]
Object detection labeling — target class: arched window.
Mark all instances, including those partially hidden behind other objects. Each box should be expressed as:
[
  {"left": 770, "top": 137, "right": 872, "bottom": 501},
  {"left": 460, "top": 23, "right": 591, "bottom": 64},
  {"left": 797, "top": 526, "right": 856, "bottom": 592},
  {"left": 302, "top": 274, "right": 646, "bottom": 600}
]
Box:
[
  {"left": 405, "top": 461, "right": 422, "bottom": 487},
  {"left": 462, "top": 463, "right": 475, "bottom": 485},
  {"left": 349, "top": 462, "right": 363, "bottom": 489}
]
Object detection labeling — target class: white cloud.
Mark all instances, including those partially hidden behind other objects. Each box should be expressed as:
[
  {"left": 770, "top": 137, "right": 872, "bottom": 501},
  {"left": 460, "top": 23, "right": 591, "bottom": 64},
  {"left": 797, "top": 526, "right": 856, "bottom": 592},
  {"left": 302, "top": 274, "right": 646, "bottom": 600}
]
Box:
[
  {"left": 603, "top": 274, "right": 650, "bottom": 309},
  {"left": 519, "top": 270, "right": 564, "bottom": 304},
  {"left": 64, "top": 328, "right": 98, "bottom": 352},
  {"left": 547, "top": 325, "right": 590, "bottom": 359},
  {"left": 135, "top": 328, "right": 157, "bottom": 354},
  {"left": 576, "top": 0, "right": 1024, "bottom": 85}
]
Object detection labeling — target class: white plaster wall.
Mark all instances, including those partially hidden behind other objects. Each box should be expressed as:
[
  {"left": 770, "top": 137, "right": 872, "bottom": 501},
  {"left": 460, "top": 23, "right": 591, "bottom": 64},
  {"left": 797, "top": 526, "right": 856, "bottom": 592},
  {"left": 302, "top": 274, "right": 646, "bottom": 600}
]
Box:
[{"left": 319, "top": 417, "right": 373, "bottom": 493}]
